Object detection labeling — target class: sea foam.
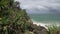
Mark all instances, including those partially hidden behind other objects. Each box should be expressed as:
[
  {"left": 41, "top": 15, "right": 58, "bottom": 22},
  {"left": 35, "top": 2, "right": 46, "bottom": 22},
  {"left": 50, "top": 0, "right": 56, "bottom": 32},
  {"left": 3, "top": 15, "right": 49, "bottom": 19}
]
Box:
[{"left": 31, "top": 19, "right": 48, "bottom": 28}]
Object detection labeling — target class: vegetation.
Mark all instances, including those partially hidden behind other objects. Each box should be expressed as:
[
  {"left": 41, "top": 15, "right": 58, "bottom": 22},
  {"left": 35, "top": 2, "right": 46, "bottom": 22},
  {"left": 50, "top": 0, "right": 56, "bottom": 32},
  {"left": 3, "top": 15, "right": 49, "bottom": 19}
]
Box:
[
  {"left": 47, "top": 25, "right": 60, "bottom": 34},
  {"left": 1, "top": 0, "right": 60, "bottom": 34},
  {"left": 0, "top": 0, "right": 32, "bottom": 34},
  {"left": 0, "top": 0, "right": 47, "bottom": 34}
]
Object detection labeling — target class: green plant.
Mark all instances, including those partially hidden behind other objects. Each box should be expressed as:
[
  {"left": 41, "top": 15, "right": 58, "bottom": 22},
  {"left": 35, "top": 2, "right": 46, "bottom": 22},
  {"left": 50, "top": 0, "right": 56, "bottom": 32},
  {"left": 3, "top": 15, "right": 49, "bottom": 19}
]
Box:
[
  {"left": 47, "top": 25, "right": 60, "bottom": 34},
  {"left": 0, "top": 0, "right": 31, "bottom": 34}
]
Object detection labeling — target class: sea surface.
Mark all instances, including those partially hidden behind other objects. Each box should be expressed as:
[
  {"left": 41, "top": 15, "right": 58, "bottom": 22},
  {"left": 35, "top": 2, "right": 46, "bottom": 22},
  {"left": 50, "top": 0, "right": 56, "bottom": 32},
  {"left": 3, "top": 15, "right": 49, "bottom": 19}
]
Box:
[{"left": 28, "top": 14, "right": 60, "bottom": 26}]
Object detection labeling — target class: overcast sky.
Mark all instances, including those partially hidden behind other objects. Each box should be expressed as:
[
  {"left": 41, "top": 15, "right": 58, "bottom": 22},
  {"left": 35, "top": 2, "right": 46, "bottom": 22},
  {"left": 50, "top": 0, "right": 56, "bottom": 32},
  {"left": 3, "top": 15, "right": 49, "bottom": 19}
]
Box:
[{"left": 15, "top": 0, "right": 60, "bottom": 14}]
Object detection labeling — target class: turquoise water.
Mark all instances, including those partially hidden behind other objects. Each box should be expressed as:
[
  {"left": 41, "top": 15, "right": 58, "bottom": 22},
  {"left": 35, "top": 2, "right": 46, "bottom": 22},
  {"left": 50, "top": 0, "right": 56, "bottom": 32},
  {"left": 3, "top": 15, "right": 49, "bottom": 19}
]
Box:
[{"left": 28, "top": 14, "right": 60, "bottom": 25}]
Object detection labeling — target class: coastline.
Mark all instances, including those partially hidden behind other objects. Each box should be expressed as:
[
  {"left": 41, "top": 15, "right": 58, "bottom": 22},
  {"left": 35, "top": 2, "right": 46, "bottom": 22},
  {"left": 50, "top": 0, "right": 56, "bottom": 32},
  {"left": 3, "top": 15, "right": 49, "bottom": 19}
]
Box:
[
  {"left": 31, "top": 19, "right": 60, "bottom": 29},
  {"left": 32, "top": 20, "right": 60, "bottom": 29},
  {"left": 32, "top": 20, "right": 48, "bottom": 29}
]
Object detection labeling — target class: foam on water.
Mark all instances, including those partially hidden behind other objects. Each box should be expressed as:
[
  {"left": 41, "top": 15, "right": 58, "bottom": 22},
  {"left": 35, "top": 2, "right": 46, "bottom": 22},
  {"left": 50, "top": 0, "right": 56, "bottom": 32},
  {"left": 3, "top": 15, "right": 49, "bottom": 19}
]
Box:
[
  {"left": 29, "top": 14, "right": 60, "bottom": 29},
  {"left": 31, "top": 19, "right": 48, "bottom": 28},
  {"left": 31, "top": 19, "right": 60, "bottom": 29}
]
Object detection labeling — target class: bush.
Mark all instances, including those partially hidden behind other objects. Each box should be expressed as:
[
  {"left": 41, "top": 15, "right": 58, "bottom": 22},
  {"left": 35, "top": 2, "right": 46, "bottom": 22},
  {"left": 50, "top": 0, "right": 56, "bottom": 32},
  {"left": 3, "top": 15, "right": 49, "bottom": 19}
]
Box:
[{"left": 47, "top": 25, "right": 60, "bottom": 34}]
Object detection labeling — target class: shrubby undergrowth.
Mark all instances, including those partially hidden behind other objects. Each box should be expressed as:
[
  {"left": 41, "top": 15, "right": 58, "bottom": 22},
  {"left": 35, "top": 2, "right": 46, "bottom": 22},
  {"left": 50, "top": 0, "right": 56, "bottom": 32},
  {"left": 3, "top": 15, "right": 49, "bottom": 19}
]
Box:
[
  {"left": 47, "top": 25, "right": 60, "bottom": 34},
  {"left": 0, "top": 0, "right": 60, "bottom": 34}
]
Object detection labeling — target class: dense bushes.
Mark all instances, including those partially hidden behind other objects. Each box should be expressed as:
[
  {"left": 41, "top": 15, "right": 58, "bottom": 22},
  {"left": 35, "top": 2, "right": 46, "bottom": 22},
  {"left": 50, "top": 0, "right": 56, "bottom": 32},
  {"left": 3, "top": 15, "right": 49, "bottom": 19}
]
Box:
[
  {"left": 1, "top": 0, "right": 60, "bottom": 34},
  {"left": 0, "top": 0, "right": 31, "bottom": 34}
]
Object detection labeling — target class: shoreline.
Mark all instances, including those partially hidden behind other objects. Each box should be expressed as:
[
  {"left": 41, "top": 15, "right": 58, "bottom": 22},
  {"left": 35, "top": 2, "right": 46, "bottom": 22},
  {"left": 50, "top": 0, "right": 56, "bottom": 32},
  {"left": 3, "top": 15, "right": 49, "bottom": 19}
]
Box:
[
  {"left": 31, "top": 19, "right": 60, "bottom": 28},
  {"left": 32, "top": 20, "right": 60, "bottom": 29},
  {"left": 32, "top": 20, "right": 48, "bottom": 29}
]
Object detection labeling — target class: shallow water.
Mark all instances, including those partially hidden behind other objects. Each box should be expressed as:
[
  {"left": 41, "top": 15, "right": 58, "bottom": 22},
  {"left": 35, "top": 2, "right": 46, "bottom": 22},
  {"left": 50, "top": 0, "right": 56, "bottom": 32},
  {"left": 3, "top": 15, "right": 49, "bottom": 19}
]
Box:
[{"left": 28, "top": 14, "right": 60, "bottom": 26}]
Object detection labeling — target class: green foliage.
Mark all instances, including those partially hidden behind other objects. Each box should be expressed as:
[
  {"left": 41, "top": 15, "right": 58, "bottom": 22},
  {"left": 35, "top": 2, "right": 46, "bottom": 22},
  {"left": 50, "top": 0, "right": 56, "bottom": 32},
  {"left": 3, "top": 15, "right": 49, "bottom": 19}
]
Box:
[
  {"left": 0, "top": 0, "right": 31, "bottom": 34},
  {"left": 1, "top": 0, "right": 60, "bottom": 34},
  {"left": 47, "top": 25, "right": 60, "bottom": 34},
  {"left": 25, "top": 30, "right": 34, "bottom": 34}
]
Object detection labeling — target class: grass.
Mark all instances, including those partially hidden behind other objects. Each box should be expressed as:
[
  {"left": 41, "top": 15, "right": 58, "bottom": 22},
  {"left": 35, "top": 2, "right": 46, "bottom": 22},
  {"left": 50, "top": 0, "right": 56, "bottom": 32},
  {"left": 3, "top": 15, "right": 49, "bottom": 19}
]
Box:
[{"left": 47, "top": 25, "right": 60, "bottom": 34}]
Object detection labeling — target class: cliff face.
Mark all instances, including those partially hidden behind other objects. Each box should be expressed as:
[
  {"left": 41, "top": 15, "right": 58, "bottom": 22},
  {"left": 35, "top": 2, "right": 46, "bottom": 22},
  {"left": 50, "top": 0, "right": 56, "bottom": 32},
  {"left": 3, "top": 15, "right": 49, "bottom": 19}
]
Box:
[{"left": 0, "top": 0, "right": 47, "bottom": 34}]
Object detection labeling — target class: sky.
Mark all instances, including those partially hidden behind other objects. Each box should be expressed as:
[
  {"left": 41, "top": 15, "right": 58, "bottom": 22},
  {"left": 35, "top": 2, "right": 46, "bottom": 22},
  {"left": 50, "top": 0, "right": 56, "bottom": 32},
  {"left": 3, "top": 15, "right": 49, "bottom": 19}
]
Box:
[{"left": 15, "top": 0, "right": 60, "bottom": 14}]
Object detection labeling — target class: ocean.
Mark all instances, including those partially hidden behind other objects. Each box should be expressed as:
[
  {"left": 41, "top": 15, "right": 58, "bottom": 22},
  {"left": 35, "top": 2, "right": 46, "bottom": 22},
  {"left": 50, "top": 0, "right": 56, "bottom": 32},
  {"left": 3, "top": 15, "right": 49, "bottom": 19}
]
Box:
[{"left": 28, "top": 14, "right": 60, "bottom": 26}]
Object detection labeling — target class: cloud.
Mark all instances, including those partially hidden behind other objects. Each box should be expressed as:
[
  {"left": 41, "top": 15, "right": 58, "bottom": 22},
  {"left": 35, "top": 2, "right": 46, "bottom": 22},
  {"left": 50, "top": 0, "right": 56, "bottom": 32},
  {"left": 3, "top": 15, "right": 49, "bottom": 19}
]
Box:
[{"left": 15, "top": 0, "right": 60, "bottom": 14}]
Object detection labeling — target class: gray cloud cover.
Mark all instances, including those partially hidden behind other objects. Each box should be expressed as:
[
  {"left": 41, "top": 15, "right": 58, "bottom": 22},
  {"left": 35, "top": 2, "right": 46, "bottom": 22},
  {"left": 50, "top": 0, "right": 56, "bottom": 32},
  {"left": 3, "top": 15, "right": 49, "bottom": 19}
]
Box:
[{"left": 15, "top": 0, "right": 60, "bottom": 14}]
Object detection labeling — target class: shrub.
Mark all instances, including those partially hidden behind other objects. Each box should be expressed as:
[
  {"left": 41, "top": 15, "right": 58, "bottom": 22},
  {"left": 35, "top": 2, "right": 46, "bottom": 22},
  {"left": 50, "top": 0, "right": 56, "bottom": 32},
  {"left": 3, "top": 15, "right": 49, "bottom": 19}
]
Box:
[{"left": 47, "top": 25, "right": 60, "bottom": 34}]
